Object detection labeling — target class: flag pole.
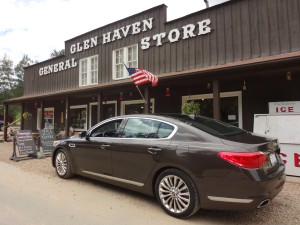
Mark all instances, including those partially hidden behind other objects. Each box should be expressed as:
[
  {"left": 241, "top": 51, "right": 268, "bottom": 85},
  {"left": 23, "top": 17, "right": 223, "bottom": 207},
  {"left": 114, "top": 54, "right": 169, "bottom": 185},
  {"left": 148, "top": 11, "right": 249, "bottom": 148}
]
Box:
[
  {"left": 124, "top": 63, "right": 145, "bottom": 102},
  {"left": 136, "top": 86, "right": 145, "bottom": 102}
]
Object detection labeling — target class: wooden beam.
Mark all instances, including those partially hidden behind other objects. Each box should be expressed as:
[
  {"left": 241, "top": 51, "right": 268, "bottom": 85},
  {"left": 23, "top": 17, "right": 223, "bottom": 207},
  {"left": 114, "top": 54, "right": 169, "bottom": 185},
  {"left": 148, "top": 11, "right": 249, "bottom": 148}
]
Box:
[
  {"left": 3, "top": 103, "right": 8, "bottom": 142},
  {"left": 213, "top": 79, "right": 221, "bottom": 120}
]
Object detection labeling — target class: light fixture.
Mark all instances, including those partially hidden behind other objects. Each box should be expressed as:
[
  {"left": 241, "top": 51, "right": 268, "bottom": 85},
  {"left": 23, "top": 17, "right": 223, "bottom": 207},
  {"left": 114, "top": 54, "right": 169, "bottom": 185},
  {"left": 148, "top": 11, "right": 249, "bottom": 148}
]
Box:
[
  {"left": 165, "top": 87, "right": 171, "bottom": 97},
  {"left": 207, "top": 82, "right": 211, "bottom": 89},
  {"left": 286, "top": 72, "right": 292, "bottom": 81},
  {"left": 243, "top": 80, "right": 246, "bottom": 91},
  {"left": 119, "top": 92, "right": 124, "bottom": 101},
  {"left": 102, "top": 97, "right": 107, "bottom": 104}
]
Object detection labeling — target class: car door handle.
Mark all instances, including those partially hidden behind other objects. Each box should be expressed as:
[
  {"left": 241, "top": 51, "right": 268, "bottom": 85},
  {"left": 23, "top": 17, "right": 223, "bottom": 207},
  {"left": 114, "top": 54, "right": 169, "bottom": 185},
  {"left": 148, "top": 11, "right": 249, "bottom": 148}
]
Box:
[
  {"left": 100, "top": 144, "right": 110, "bottom": 150},
  {"left": 147, "top": 147, "right": 162, "bottom": 154}
]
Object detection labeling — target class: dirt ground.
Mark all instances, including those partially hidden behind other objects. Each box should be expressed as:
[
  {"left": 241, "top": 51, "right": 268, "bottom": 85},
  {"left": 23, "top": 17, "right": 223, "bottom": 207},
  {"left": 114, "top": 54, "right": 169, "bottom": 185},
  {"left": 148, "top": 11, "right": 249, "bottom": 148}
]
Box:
[{"left": 0, "top": 140, "right": 300, "bottom": 225}]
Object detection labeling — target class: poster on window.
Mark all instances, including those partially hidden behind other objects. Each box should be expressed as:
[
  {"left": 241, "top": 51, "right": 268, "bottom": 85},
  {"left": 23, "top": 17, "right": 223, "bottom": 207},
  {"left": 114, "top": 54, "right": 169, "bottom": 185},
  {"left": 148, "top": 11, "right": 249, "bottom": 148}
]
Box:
[{"left": 44, "top": 110, "right": 54, "bottom": 129}]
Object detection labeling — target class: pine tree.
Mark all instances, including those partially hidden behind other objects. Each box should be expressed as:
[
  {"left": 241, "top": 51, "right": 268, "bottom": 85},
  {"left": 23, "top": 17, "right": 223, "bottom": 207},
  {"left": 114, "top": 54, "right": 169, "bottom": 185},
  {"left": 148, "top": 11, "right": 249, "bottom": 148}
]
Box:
[
  {"left": 0, "top": 54, "right": 14, "bottom": 94},
  {"left": 13, "top": 54, "right": 34, "bottom": 97}
]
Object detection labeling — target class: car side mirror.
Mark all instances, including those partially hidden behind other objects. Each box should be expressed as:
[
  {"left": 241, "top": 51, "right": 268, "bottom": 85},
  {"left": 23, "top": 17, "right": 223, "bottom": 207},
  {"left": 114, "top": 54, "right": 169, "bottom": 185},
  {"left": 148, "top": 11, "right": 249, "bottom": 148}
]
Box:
[{"left": 80, "top": 131, "right": 87, "bottom": 138}]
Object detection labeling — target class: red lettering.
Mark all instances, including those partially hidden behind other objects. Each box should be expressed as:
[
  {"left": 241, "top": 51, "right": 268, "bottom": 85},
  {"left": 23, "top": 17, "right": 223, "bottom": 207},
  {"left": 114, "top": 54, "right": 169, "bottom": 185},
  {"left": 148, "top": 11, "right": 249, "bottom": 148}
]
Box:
[
  {"left": 288, "top": 107, "right": 294, "bottom": 112},
  {"left": 276, "top": 107, "right": 279, "bottom": 113},
  {"left": 294, "top": 153, "right": 300, "bottom": 167},
  {"left": 281, "top": 153, "right": 287, "bottom": 164},
  {"left": 281, "top": 107, "right": 286, "bottom": 112}
]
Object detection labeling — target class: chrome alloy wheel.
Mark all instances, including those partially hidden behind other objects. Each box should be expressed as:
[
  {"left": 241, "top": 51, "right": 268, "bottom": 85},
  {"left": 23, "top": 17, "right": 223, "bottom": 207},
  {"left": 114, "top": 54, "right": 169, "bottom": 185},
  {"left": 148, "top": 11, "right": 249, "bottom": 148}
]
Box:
[
  {"left": 55, "top": 152, "right": 68, "bottom": 176},
  {"left": 158, "top": 175, "right": 191, "bottom": 213}
]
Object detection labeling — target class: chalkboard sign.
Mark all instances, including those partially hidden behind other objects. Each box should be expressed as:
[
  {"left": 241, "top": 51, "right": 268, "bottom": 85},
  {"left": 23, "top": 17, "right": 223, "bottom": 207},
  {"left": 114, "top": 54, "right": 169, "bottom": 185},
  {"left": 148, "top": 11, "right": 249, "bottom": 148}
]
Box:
[
  {"left": 14, "top": 130, "right": 37, "bottom": 156},
  {"left": 39, "top": 129, "right": 56, "bottom": 153}
]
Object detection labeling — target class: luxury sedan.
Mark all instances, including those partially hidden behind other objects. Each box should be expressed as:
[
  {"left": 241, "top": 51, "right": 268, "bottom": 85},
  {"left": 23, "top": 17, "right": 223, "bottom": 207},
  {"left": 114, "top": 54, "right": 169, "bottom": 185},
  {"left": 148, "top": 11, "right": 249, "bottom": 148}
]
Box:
[{"left": 52, "top": 114, "right": 285, "bottom": 218}]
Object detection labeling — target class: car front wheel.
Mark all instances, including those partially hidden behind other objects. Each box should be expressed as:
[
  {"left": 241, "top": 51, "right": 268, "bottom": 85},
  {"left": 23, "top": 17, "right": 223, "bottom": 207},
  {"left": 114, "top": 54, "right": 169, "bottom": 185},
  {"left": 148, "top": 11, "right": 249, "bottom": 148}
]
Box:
[
  {"left": 155, "top": 169, "right": 200, "bottom": 218},
  {"left": 55, "top": 149, "right": 73, "bottom": 179}
]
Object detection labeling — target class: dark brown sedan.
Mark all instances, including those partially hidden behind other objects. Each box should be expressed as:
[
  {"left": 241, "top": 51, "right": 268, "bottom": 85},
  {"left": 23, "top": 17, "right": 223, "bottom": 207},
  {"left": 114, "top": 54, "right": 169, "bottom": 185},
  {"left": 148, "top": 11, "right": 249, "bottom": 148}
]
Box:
[{"left": 52, "top": 114, "right": 285, "bottom": 218}]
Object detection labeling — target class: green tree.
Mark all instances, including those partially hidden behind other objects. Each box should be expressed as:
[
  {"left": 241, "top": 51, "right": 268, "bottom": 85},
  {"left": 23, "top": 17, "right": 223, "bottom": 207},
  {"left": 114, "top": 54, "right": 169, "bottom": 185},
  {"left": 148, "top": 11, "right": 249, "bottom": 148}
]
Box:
[
  {"left": 0, "top": 54, "right": 14, "bottom": 93},
  {"left": 13, "top": 54, "right": 34, "bottom": 97},
  {"left": 50, "top": 49, "right": 65, "bottom": 58},
  {"left": 0, "top": 54, "right": 33, "bottom": 122}
]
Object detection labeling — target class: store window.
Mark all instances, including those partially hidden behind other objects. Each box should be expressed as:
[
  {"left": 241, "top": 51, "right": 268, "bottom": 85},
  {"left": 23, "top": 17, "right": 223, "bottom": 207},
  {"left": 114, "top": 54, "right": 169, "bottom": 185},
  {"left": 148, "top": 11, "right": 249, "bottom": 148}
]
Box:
[
  {"left": 182, "top": 91, "right": 243, "bottom": 128},
  {"left": 121, "top": 99, "right": 155, "bottom": 115},
  {"left": 112, "top": 44, "right": 138, "bottom": 80},
  {"left": 70, "top": 105, "right": 87, "bottom": 131},
  {"left": 79, "top": 55, "right": 98, "bottom": 86},
  {"left": 37, "top": 107, "right": 54, "bottom": 130}
]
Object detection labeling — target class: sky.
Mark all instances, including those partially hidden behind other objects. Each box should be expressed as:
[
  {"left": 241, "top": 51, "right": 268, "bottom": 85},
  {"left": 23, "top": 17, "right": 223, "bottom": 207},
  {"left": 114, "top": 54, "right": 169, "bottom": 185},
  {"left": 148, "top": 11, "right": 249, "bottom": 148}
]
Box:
[{"left": 0, "top": 0, "right": 229, "bottom": 66}]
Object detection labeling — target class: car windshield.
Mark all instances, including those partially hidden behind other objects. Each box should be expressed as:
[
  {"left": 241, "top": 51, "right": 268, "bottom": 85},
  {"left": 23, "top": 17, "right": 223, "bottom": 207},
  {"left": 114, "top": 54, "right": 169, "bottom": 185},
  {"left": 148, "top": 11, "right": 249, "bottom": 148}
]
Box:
[{"left": 164, "top": 114, "right": 246, "bottom": 137}]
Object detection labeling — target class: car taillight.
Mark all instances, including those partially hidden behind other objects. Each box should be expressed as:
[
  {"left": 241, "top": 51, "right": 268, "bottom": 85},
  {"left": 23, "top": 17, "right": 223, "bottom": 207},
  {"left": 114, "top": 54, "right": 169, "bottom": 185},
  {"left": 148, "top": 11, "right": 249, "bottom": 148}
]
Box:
[{"left": 218, "top": 152, "right": 267, "bottom": 169}]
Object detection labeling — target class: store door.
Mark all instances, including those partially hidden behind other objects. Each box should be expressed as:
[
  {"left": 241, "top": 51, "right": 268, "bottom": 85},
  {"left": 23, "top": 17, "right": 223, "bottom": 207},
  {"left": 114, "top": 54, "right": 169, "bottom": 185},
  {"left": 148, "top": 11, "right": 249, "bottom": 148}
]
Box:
[{"left": 90, "top": 102, "right": 117, "bottom": 127}]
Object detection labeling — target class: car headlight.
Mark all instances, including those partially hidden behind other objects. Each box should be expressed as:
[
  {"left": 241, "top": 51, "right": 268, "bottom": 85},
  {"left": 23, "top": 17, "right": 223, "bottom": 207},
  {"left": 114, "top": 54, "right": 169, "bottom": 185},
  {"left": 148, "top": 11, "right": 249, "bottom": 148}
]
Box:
[{"left": 53, "top": 140, "right": 61, "bottom": 147}]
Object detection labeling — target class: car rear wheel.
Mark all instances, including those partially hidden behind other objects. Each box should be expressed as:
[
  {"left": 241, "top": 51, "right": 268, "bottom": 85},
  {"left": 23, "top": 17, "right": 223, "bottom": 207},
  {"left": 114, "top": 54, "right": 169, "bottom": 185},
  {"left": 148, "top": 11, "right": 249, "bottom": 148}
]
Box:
[
  {"left": 55, "top": 149, "right": 73, "bottom": 179},
  {"left": 155, "top": 169, "right": 200, "bottom": 218}
]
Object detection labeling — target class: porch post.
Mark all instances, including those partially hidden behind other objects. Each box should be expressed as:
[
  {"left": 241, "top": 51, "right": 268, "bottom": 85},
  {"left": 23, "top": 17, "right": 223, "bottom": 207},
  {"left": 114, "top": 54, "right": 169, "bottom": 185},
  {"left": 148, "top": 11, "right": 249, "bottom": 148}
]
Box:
[
  {"left": 213, "top": 79, "right": 221, "bottom": 120},
  {"left": 144, "top": 86, "right": 150, "bottom": 114},
  {"left": 40, "top": 100, "right": 44, "bottom": 129},
  {"left": 21, "top": 103, "right": 25, "bottom": 130},
  {"left": 65, "top": 97, "right": 70, "bottom": 137},
  {"left": 3, "top": 103, "right": 8, "bottom": 142},
  {"left": 97, "top": 93, "right": 103, "bottom": 122}
]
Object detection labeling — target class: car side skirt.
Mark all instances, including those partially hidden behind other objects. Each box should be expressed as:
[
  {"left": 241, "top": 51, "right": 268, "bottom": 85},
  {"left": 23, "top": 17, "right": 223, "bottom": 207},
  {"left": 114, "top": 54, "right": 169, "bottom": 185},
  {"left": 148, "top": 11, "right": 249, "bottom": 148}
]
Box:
[{"left": 82, "top": 170, "right": 144, "bottom": 187}]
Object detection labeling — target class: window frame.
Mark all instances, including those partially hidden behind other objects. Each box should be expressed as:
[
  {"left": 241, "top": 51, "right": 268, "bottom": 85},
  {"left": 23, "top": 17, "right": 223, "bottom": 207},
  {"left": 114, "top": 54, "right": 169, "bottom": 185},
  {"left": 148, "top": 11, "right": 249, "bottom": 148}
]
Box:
[
  {"left": 70, "top": 105, "right": 87, "bottom": 131},
  {"left": 182, "top": 91, "right": 243, "bottom": 128},
  {"left": 112, "top": 44, "right": 138, "bottom": 80},
  {"left": 79, "top": 55, "right": 98, "bottom": 86}
]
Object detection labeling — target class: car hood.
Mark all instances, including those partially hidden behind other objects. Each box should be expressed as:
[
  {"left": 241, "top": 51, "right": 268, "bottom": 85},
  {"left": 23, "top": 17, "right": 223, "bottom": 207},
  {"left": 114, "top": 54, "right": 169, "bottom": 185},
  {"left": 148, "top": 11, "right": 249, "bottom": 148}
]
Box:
[{"left": 220, "top": 132, "right": 279, "bottom": 152}]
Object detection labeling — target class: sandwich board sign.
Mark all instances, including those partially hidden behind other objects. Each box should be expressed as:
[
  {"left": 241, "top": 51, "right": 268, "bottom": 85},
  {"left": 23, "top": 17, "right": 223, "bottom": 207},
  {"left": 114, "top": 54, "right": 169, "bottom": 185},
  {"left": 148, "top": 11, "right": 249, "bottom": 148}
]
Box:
[
  {"left": 10, "top": 130, "right": 37, "bottom": 161},
  {"left": 39, "top": 129, "right": 56, "bottom": 154}
]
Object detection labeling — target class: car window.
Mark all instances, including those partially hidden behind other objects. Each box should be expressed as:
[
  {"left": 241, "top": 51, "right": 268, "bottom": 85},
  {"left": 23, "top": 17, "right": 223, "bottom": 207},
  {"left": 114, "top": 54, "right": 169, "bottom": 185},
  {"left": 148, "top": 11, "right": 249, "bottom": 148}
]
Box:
[
  {"left": 122, "top": 118, "right": 159, "bottom": 138},
  {"left": 122, "top": 118, "right": 175, "bottom": 139},
  {"left": 90, "top": 119, "right": 123, "bottom": 137},
  {"left": 166, "top": 114, "right": 245, "bottom": 137},
  {"left": 157, "top": 123, "right": 174, "bottom": 138}
]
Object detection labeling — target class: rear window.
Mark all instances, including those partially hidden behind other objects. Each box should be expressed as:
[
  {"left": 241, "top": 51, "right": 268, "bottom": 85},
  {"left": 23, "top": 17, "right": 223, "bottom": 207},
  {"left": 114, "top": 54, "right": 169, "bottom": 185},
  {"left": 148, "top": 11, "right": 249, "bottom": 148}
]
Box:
[{"left": 167, "top": 115, "right": 246, "bottom": 137}]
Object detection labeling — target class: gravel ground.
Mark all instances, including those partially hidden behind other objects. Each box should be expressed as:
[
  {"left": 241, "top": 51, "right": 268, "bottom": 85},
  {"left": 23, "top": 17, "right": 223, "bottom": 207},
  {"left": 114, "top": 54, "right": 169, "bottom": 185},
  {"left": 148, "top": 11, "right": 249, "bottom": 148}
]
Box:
[{"left": 0, "top": 140, "right": 300, "bottom": 224}]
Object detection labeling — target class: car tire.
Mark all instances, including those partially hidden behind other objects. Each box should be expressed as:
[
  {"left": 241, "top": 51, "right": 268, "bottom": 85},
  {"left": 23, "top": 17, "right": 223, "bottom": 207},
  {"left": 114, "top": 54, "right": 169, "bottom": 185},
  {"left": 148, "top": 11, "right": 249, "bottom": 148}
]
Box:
[
  {"left": 54, "top": 149, "right": 74, "bottom": 179},
  {"left": 155, "top": 169, "right": 200, "bottom": 218}
]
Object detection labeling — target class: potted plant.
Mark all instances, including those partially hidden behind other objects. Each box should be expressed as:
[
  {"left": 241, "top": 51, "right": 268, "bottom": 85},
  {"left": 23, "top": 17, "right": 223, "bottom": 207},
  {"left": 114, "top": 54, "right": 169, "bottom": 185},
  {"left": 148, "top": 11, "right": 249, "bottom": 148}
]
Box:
[{"left": 181, "top": 101, "right": 200, "bottom": 115}]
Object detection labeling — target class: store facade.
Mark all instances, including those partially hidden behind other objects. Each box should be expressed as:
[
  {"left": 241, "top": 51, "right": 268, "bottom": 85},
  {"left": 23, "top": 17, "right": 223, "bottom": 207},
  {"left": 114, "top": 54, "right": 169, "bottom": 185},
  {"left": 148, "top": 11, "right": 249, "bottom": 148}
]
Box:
[{"left": 3, "top": 0, "right": 300, "bottom": 141}]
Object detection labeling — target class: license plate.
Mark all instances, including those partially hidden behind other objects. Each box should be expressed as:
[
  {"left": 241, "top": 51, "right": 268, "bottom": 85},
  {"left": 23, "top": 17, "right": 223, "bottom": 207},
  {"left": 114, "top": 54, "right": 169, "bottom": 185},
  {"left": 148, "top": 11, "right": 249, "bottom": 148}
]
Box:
[{"left": 269, "top": 153, "right": 277, "bottom": 165}]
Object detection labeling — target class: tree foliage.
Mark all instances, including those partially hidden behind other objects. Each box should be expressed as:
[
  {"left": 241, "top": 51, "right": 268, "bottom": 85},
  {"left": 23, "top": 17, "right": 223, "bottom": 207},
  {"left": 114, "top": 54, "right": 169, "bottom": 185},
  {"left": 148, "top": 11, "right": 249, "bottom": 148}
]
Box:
[
  {"left": 50, "top": 49, "right": 65, "bottom": 58},
  {"left": 0, "top": 54, "right": 34, "bottom": 120}
]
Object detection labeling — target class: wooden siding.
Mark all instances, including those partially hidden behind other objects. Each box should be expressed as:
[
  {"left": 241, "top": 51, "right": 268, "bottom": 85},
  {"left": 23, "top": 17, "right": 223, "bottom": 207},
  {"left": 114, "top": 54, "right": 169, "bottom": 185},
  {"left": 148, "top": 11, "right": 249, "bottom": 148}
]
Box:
[{"left": 24, "top": 0, "right": 300, "bottom": 96}]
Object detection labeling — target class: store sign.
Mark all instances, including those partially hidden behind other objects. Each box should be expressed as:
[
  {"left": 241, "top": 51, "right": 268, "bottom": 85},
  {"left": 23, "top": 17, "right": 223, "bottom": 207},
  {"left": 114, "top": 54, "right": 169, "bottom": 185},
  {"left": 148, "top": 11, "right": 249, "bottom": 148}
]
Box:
[
  {"left": 39, "top": 17, "right": 212, "bottom": 76},
  {"left": 39, "top": 58, "right": 77, "bottom": 76},
  {"left": 141, "top": 19, "right": 211, "bottom": 49},
  {"left": 269, "top": 101, "right": 300, "bottom": 114}
]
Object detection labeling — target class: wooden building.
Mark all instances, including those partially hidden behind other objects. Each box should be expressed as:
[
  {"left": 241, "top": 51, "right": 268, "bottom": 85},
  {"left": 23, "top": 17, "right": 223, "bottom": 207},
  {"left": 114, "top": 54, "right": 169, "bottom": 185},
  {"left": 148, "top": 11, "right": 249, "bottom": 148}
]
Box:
[{"left": 3, "top": 0, "right": 300, "bottom": 141}]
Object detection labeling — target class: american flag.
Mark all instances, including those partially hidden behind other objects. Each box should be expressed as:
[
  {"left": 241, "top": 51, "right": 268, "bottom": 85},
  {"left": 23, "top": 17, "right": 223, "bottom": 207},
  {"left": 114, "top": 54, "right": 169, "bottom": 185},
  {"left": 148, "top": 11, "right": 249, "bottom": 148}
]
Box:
[{"left": 126, "top": 67, "right": 158, "bottom": 87}]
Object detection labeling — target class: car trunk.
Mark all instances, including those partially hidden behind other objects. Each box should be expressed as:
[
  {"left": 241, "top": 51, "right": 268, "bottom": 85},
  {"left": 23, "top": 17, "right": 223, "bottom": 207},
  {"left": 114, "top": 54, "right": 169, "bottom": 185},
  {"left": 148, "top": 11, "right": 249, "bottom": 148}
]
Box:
[{"left": 220, "top": 132, "right": 281, "bottom": 172}]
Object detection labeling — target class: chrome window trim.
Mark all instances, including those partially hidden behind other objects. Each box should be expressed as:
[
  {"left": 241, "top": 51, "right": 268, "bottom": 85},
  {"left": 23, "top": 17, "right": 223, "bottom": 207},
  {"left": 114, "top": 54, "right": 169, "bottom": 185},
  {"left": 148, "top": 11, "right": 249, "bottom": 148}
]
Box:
[
  {"left": 208, "top": 196, "right": 253, "bottom": 203},
  {"left": 88, "top": 116, "right": 178, "bottom": 140},
  {"left": 82, "top": 170, "right": 144, "bottom": 187}
]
